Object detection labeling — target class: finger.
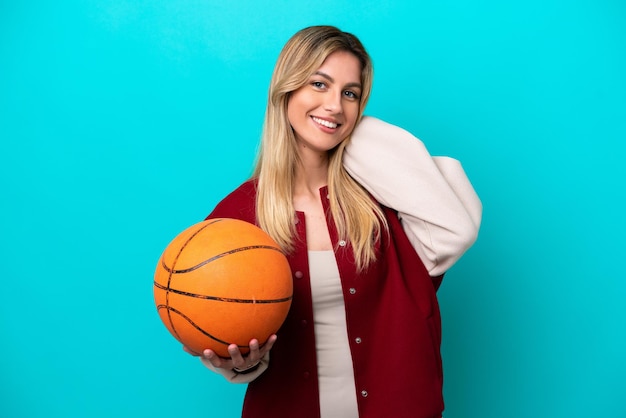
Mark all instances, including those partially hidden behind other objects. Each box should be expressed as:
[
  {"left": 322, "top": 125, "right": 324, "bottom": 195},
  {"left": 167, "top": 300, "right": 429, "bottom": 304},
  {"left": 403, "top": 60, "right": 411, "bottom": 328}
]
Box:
[
  {"left": 202, "top": 349, "right": 227, "bottom": 369},
  {"left": 260, "top": 334, "right": 277, "bottom": 354},
  {"left": 245, "top": 339, "right": 262, "bottom": 363},
  {"left": 228, "top": 344, "right": 246, "bottom": 368}
]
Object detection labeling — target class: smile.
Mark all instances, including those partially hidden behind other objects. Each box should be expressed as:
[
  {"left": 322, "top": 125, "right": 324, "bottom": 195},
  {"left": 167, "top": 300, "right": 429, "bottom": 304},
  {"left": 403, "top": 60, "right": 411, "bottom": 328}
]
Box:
[{"left": 311, "top": 116, "right": 339, "bottom": 129}]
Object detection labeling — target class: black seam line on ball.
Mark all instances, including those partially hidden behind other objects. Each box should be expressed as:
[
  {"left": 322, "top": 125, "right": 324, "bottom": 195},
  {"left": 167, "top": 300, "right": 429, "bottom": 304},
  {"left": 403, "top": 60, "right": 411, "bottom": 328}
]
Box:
[
  {"left": 154, "top": 282, "right": 293, "bottom": 304},
  {"left": 161, "top": 245, "right": 284, "bottom": 274}
]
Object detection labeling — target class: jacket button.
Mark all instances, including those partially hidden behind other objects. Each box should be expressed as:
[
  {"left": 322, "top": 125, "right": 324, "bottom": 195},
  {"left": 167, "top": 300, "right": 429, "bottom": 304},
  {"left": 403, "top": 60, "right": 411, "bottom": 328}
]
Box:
[
  {"left": 303, "top": 371, "right": 310, "bottom": 379},
  {"left": 338, "top": 240, "right": 346, "bottom": 247},
  {"left": 300, "top": 319, "right": 308, "bottom": 328},
  {"left": 355, "top": 337, "right": 362, "bottom": 344},
  {"left": 294, "top": 271, "right": 304, "bottom": 279},
  {"left": 349, "top": 288, "right": 356, "bottom": 294},
  {"left": 361, "top": 390, "right": 368, "bottom": 397}
]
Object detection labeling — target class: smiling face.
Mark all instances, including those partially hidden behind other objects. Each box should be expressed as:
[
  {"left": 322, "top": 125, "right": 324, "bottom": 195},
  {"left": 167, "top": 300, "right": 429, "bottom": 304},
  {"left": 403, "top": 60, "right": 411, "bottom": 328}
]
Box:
[{"left": 287, "top": 50, "right": 363, "bottom": 159}]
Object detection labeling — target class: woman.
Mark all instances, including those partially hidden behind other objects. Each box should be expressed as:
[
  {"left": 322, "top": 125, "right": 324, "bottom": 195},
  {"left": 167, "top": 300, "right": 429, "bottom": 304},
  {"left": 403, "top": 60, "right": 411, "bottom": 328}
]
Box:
[{"left": 188, "top": 25, "right": 481, "bottom": 418}]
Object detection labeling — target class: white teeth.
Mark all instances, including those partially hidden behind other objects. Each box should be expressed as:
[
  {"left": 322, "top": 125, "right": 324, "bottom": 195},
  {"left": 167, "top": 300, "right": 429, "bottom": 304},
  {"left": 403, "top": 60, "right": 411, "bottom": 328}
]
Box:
[{"left": 312, "top": 116, "right": 338, "bottom": 129}]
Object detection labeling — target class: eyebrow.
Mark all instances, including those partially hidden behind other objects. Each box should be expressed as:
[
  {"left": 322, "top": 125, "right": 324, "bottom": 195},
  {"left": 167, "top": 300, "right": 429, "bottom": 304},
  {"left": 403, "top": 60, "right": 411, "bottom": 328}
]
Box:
[{"left": 314, "top": 71, "right": 362, "bottom": 90}]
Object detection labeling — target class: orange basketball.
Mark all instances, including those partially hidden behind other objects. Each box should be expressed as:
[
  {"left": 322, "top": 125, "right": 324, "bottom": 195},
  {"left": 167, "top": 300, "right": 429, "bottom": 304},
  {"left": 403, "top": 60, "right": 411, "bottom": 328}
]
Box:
[{"left": 154, "top": 218, "right": 293, "bottom": 358}]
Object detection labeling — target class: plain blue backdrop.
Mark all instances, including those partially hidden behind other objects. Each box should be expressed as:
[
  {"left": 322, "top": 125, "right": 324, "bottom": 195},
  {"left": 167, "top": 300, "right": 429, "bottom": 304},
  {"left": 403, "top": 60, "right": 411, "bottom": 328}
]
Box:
[{"left": 1, "top": 1, "right": 625, "bottom": 417}]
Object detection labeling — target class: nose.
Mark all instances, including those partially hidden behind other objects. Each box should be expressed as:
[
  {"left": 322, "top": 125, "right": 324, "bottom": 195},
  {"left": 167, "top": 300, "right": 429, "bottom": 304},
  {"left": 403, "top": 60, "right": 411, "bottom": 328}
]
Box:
[{"left": 323, "top": 91, "right": 343, "bottom": 114}]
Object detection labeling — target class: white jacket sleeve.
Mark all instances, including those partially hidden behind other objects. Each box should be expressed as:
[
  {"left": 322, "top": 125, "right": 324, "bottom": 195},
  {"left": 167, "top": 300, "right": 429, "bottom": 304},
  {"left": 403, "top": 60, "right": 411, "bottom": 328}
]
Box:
[
  {"left": 344, "top": 116, "right": 482, "bottom": 277},
  {"left": 199, "top": 351, "right": 270, "bottom": 384}
]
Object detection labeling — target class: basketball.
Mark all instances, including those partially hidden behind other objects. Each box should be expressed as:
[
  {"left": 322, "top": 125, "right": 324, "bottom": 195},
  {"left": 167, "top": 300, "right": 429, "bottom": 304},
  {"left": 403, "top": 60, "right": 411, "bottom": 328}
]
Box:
[{"left": 154, "top": 218, "right": 293, "bottom": 358}]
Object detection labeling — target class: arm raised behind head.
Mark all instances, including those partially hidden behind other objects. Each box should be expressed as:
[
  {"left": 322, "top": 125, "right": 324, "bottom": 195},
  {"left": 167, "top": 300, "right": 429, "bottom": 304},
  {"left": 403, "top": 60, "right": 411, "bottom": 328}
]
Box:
[{"left": 344, "top": 116, "right": 482, "bottom": 277}]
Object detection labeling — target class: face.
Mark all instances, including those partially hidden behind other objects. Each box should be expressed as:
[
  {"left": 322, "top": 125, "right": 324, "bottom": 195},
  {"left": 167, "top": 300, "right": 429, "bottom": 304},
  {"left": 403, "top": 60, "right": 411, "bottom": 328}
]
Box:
[{"left": 287, "top": 50, "right": 362, "bottom": 158}]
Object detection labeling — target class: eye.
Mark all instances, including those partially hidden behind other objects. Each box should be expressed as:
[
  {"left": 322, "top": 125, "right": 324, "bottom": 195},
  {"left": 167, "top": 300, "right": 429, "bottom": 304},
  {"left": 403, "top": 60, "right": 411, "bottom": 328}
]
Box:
[
  {"left": 311, "top": 81, "right": 327, "bottom": 89},
  {"left": 344, "top": 90, "right": 360, "bottom": 100}
]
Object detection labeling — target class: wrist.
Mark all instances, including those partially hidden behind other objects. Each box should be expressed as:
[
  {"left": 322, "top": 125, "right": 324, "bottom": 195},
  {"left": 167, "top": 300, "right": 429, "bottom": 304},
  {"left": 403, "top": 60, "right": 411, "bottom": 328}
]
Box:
[{"left": 232, "top": 361, "right": 261, "bottom": 374}]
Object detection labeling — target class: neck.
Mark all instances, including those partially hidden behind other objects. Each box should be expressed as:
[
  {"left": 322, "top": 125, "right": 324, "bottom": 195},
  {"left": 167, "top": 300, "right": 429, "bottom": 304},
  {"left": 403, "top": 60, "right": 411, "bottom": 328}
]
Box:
[{"left": 294, "top": 151, "right": 329, "bottom": 197}]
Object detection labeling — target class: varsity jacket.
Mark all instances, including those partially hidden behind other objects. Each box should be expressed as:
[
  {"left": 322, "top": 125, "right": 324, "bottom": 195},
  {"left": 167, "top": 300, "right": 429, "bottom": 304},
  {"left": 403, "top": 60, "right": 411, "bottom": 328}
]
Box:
[{"left": 202, "top": 116, "right": 482, "bottom": 417}]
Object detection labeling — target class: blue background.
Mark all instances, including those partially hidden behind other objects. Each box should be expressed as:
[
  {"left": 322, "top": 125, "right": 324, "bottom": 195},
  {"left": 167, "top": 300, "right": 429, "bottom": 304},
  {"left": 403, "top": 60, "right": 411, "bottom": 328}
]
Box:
[{"left": 1, "top": 1, "right": 625, "bottom": 417}]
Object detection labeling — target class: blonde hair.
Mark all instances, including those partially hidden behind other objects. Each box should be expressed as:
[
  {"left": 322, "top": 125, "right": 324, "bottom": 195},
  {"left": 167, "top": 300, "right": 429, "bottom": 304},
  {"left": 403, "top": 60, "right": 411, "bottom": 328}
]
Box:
[{"left": 253, "top": 25, "right": 387, "bottom": 271}]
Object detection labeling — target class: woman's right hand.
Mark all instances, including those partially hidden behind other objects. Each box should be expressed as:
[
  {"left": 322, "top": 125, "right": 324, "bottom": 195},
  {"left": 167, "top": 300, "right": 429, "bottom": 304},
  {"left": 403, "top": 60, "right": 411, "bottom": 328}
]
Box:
[{"left": 183, "top": 334, "right": 277, "bottom": 372}]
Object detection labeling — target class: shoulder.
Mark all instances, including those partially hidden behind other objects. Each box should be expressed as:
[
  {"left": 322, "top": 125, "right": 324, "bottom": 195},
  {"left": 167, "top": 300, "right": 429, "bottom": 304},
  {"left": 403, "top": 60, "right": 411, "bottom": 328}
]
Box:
[{"left": 206, "top": 179, "right": 258, "bottom": 224}]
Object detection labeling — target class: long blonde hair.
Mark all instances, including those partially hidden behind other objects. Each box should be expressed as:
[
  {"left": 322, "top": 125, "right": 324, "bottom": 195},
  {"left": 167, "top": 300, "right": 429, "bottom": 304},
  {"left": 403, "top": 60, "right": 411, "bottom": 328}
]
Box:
[{"left": 253, "top": 25, "right": 387, "bottom": 271}]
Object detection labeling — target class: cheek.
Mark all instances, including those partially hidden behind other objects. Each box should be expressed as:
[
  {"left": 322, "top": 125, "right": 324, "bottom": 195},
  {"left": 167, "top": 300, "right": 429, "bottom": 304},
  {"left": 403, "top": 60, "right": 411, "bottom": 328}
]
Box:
[
  {"left": 286, "top": 98, "right": 299, "bottom": 127},
  {"left": 343, "top": 103, "right": 360, "bottom": 131},
  {"left": 286, "top": 92, "right": 308, "bottom": 123}
]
